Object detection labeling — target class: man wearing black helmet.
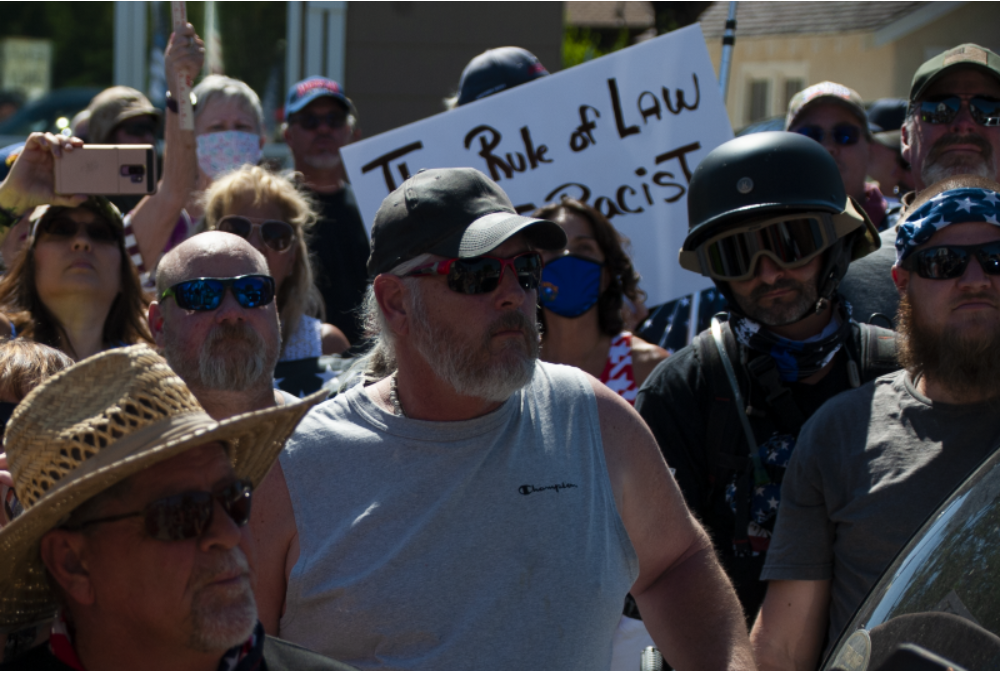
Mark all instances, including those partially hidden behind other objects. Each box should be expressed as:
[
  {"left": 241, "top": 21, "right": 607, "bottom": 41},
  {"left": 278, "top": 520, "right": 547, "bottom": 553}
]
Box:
[{"left": 635, "top": 132, "right": 896, "bottom": 631}]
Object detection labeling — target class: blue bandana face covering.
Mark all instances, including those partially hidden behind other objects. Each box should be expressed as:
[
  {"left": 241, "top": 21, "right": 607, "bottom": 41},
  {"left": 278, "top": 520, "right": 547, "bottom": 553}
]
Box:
[{"left": 539, "top": 255, "right": 603, "bottom": 318}]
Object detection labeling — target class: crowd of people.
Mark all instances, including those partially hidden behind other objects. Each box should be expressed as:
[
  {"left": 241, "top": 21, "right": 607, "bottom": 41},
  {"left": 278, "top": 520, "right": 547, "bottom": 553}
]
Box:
[{"left": 0, "top": 19, "right": 997, "bottom": 670}]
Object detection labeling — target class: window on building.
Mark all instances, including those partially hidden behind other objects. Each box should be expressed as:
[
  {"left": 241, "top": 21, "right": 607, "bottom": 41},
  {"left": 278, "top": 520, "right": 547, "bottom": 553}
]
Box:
[
  {"left": 747, "top": 79, "right": 770, "bottom": 123},
  {"left": 784, "top": 78, "right": 805, "bottom": 112}
]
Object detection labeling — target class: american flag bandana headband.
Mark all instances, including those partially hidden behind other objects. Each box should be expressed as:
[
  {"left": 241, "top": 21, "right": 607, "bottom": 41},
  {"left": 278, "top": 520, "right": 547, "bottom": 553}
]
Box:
[{"left": 896, "top": 187, "right": 1000, "bottom": 263}]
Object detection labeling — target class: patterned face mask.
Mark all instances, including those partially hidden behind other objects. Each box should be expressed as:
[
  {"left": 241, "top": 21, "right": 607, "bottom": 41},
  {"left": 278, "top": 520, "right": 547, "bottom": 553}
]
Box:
[{"left": 196, "top": 131, "right": 262, "bottom": 179}]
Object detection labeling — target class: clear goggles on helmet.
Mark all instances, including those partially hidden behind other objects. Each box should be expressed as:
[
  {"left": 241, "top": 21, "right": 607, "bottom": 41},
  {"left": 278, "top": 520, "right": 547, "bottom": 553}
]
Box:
[{"left": 679, "top": 211, "right": 851, "bottom": 282}]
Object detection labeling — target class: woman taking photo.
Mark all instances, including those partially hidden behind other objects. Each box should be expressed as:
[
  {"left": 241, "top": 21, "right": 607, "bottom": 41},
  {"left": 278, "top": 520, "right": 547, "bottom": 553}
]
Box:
[
  {"left": 534, "top": 197, "right": 668, "bottom": 402},
  {"left": 202, "top": 165, "right": 349, "bottom": 359},
  {"left": 0, "top": 133, "right": 152, "bottom": 359}
]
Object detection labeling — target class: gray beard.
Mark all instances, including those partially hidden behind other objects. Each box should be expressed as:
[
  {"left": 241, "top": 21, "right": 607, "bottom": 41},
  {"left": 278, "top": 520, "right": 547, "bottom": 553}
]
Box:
[
  {"left": 407, "top": 285, "right": 540, "bottom": 402},
  {"left": 732, "top": 275, "right": 819, "bottom": 327},
  {"left": 302, "top": 152, "right": 342, "bottom": 170},
  {"left": 186, "top": 549, "right": 257, "bottom": 653},
  {"left": 898, "top": 290, "right": 1000, "bottom": 403},
  {"left": 166, "top": 323, "right": 278, "bottom": 392},
  {"left": 920, "top": 132, "right": 997, "bottom": 187}
]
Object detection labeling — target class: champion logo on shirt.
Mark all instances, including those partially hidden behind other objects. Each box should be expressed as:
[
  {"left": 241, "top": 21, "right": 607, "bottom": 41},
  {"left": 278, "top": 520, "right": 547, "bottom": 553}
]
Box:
[{"left": 518, "top": 482, "right": 578, "bottom": 495}]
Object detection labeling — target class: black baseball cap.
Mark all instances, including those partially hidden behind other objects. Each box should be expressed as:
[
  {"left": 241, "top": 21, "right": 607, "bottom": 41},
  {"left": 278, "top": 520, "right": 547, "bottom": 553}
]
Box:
[
  {"left": 367, "top": 168, "right": 566, "bottom": 276},
  {"left": 456, "top": 47, "right": 549, "bottom": 107}
]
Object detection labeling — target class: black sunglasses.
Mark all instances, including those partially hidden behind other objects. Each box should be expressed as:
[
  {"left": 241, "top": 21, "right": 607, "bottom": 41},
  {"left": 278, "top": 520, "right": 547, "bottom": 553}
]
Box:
[
  {"left": 160, "top": 274, "right": 276, "bottom": 311},
  {"left": 917, "top": 96, "right": 1000, "bottom": 127},
  {"left": 291, "top": 111, "right": 348, "bottom": 131},
  {"left": 405, "top": 252, "right": 544, "bottom": 295},
  {"left": 217, "top": 215, "right": 296, "bottom": 253},
  {"left": 65, "top": 480, "right": 253, "bottom": 542},
  {"left": 794, "top": 124, "right": 861, "bottom": 146},
  {"left": 38, "top": 216, "right": 118, "bottom": 244},
  {"left": 902, "top": 242, "right": 1000, "bottom": 279}
]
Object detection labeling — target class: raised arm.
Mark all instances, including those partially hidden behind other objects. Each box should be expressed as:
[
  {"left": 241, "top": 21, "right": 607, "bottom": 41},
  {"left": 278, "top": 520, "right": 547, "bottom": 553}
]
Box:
[
  {"left": 591, "top": 377, "right": 755, "bottom": 670},
  {"left": 126, "top": 23, "right": 203, "bottom": 272}
]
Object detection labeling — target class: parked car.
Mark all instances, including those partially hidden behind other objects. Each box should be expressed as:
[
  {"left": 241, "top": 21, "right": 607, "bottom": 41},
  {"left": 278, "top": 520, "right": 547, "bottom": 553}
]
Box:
[
  {"left": 823, "top": 444, "right": 1000, "bottom": 670},
  {"left": 0, "top": 87, "right": 101, "bottom": 147}
]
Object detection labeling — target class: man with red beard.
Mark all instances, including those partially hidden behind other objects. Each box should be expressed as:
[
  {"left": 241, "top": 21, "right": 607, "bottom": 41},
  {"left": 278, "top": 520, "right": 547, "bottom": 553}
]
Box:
[
  {"left": 751, "top": 177, "right": 1000, "bottom": 669},
  {"left": 840, "top": 44, "right": 1000, "bottom": 327},
  {"left": 252, "top": 168, "right": 755, "bottom": 670}
]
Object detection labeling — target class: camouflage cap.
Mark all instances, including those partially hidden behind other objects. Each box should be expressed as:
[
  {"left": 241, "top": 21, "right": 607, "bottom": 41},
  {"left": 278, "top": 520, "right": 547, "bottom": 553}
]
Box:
[
  {"left": 910, "top": 44, "right": 1000, "bottom": 101},
  {"left": 785, "top": 81, "right": 869, "bottom": 134}
]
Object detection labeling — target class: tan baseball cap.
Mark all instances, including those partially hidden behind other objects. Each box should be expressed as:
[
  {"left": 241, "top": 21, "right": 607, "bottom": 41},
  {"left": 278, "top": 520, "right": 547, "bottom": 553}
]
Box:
[{"left": 87, "top": 86, "right": 161, "bottom": 144}]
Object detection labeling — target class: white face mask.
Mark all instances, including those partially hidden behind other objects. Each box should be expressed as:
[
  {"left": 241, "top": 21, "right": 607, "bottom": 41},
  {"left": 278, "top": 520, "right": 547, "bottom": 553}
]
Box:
[{"left": 196, "top": 131, "right": 262, "bottom": 179}]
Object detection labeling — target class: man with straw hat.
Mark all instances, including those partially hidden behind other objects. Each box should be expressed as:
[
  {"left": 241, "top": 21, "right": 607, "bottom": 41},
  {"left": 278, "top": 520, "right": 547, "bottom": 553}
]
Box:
[{"left": 0, "top": 345, "right": 345, "bottom": 670}]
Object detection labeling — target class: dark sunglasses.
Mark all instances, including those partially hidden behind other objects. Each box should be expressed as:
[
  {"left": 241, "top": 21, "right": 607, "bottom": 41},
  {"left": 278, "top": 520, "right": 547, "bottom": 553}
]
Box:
[
  {"left": 902, "top": 242, "right": 1000, "bottom": 279},
  {"left": 794, "top": 124, "right": 861, "bottom": 146},
  {"left": 38, "top": 216, "right": 118, "bottom": 244},
  {"left": 217, "top": 215, "right": 296, "bottom": 253},
  {"left": 65, "top": 480, "right": 253, "bottom": 542},
  {"left": 917, "top": 96, "right": 1000, "bottom": 127},
  {"left": 405, "top": 251, "right": 544, "bottom": 295},
  {"left": 160, "top": 274, "right": 276, "bottom": 311},
  {"left": 696, "top": 214, "right": 835, "bottom": 281},
  {"left": 117, "top": 120, "right": 158, "bottom": 137},
  {"left": 291, "top": 111, "right": 348, "bottom": 131}
]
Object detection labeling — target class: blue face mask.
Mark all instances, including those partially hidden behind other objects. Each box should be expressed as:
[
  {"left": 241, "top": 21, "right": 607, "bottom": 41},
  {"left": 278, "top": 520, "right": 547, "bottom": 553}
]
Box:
[{"left": 539, "top": 255, "right": 603, "bottom": 318}]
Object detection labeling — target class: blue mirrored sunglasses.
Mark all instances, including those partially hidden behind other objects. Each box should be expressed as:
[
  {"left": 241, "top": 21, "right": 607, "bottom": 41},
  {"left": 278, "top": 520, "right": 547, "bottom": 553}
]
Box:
[
  {"left": 918, "top": 96, "right": 1000, "bottom": 127},
  {"left": 160, "top": 274, "right": 276, "bottom": 311}
]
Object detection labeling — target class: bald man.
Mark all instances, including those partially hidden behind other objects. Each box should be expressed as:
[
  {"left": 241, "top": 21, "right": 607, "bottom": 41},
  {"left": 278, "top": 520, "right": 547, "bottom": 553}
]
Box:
[{"left": 148, "top": 231, "right": 310, "bottom": 635}]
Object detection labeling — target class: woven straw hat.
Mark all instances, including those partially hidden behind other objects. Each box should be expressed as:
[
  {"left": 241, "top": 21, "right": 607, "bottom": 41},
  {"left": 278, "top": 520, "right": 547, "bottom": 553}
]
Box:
[{"left": 0, "top": 344, "right": 326, "bottom": 629}]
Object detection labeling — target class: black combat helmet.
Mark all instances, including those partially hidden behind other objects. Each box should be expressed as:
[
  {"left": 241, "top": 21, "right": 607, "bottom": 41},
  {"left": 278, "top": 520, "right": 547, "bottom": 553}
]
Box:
[{"left": 679, "top": 131, "right": 879, "bottom": 319}]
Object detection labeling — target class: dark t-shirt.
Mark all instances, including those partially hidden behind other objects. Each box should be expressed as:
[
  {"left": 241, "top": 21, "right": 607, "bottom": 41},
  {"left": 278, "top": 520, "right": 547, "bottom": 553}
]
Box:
[
  {"left": 838, "top": 227, "right": 899, "bottom": 328},
  {"left": 300, "top": 183, "right": 370, "bottom": 346},
  {"left": 635, "top": 330, "right": 854, "bottom": 623}
]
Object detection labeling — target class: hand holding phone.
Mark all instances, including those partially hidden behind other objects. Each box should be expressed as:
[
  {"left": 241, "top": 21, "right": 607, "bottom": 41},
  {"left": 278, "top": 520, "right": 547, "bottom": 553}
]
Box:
[{"left": 54, "top": 144, "right": 157, "bottom": 196}]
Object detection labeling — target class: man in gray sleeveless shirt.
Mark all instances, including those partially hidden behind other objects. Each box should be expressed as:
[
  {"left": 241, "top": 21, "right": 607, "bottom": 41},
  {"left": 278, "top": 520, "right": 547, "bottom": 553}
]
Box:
[{"left": 251, "top": 168, "right": 754, "bottom": 670}]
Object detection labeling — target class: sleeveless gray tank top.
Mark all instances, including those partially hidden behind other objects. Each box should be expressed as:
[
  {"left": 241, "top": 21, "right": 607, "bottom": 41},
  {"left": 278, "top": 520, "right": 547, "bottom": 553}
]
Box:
[{"left": 279, "top": 361, "right": 638, "bottom": 670}]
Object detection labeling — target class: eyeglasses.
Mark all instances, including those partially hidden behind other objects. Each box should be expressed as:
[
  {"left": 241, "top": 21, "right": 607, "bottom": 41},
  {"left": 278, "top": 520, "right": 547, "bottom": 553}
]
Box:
[
  {"left": 404, "top": 251, "right": 544, "bottom": 295},
  {"left": 160, "top": 274, "right": 276, "bottom": 311},
  {"left": 902, "top": 242, "right": 1000, "bottom": 279},
  {"left": 291, "top": 111, "right": 348, "bottom": 131},
  {"left": 117, "top": 120, "right": 158, "bottom": 138},
  {"left": 917, "top": 95, "right": 1000, "bottom": 127},
  {"left": 38, "top": 216, "right": 118, "bottom": 244},
  {"left": 65, "top": 480, "right": 253, "bottom": 542},
  {"left": 695, "top": 214, "right": 836, "bottom": 281},
  {"left": 794, "top": 124, "right": 862, "bottom": 146},
  {"left": 217, "top": 215, "right": 296, "bottom": 253}
]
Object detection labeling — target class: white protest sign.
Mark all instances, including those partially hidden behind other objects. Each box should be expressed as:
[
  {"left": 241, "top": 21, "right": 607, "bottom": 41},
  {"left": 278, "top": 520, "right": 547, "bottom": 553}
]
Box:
[{"left": 342, "top": 24, "right": 732, "bottom": 306}]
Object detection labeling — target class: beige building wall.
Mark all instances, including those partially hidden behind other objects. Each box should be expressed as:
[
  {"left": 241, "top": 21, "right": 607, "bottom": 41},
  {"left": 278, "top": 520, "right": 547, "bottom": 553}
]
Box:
[
  {"left": 344, "top": 2, "right": 565, "bottom": 138},
  {"left": 704, "top": 1, "right": 1000, "bottom": 131},
  {"left": 892, "top": 3, "right": 1000, "bottom": 97}
]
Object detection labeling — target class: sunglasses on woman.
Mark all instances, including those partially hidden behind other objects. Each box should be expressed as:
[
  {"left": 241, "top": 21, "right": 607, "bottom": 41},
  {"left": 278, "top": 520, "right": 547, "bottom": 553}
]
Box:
[
  {"left": 794, "top": 124, "right": 861, "bottom": 146},
  {"left": 917, "top": 95, "right": 1000, "bottom": 127},
  {"left": 217, "top": 215, "right": 296, "bottom": 253},
  {"left": 404, "top": 251, "right": 544, "bottom": 295},
  {"left": 160, "top": 274, "right": 276, "bottom": 311},
  {"left": 902, "top": 242, "right": 1000, "bottom": 279},
  {"left": 65, "top": 479, "right": 253, "bottom": 542},
  {"left": 38, "top": 216, "right": 118, "bottom": 244}
]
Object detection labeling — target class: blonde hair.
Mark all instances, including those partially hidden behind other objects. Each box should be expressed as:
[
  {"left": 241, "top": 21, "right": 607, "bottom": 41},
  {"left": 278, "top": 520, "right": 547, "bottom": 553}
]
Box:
[{"left": 201, "top": 166, "right": 324, "bottom": 352}]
